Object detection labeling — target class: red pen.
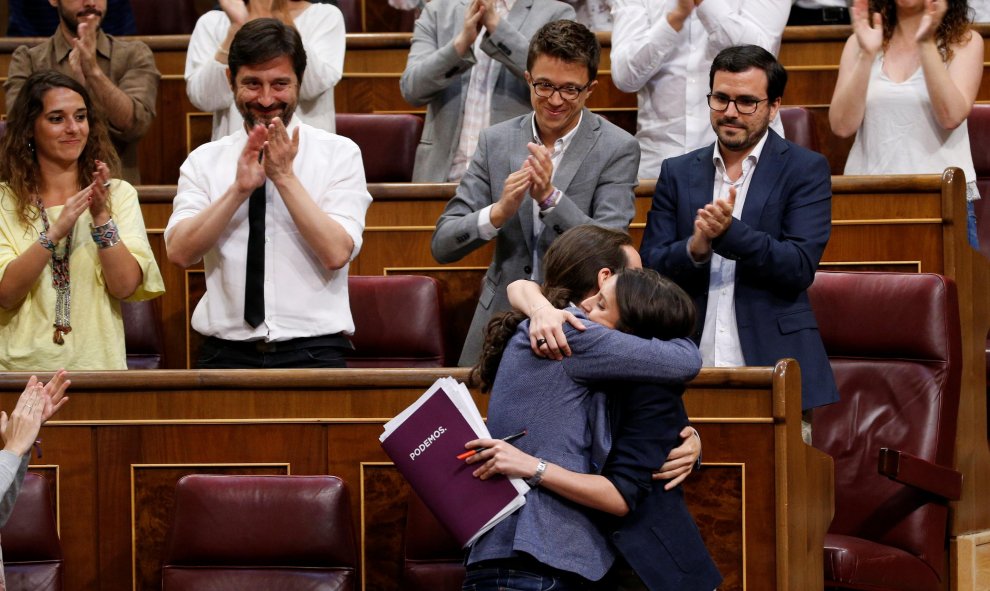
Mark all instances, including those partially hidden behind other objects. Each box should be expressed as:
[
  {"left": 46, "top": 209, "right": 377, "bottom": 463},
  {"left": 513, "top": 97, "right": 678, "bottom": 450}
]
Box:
[{"left": 457, "top": 430, "right": 527, "bottom": 460}]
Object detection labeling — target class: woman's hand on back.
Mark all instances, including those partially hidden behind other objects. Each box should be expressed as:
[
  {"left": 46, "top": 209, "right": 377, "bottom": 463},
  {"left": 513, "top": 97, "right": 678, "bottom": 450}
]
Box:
[{"left": 653, "top": 426, "right": 701, "bottom": 490}]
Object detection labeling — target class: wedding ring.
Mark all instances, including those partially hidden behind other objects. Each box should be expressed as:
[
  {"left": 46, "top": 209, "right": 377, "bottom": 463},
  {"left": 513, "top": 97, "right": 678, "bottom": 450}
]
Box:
[{"left": 536, "top": 338, "right": 548, "bottom": 347}]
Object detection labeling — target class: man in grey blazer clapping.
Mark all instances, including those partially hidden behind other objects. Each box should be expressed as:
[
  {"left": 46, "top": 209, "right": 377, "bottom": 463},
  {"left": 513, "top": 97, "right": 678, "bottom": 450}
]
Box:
[{"left": 431, "top": 19, "right": 640, "bottom": 366}]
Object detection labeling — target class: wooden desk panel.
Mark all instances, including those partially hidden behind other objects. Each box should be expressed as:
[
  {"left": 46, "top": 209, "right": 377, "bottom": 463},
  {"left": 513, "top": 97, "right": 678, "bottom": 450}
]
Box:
[{"left": 0, "top": 364, "right": 831, "bottom": 591}]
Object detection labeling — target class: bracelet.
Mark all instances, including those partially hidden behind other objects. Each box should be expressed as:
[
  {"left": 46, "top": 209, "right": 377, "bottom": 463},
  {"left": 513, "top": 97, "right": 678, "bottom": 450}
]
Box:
[
  {"left": 530, "top": 302, "right": 550, "bottom": 315},
  {"left": 538, "top": 188, "right": 561, "bottom": 212},
  {"left": 524, "top": 458, "right": 547, "bottom": 488},
  {"left": 90, "top": 218, "right": 120, "bottom": 249},
  {"left": 38, "top": 232, "right": 57, "bottom": 253}
]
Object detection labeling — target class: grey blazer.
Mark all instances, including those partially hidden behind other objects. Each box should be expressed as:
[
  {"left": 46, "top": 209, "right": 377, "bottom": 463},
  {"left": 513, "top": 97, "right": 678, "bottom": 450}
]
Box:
[
  {"left": 431, "top": 110, "right": 640, "bottom": 366},
  {"left": 399, "top": 0, "right": 575, "bottom": 182}
]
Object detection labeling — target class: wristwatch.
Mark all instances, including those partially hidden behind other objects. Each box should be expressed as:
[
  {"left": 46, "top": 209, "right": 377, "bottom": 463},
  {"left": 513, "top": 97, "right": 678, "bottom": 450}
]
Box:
[{"left": 524, "top": 459, "right": 547, "bottom": 488}]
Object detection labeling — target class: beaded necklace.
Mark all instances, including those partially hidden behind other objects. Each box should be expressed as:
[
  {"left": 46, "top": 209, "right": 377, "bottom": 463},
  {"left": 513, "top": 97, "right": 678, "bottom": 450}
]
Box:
[{"left": 36, "top": 200, "right": 73, "bottom": 345}]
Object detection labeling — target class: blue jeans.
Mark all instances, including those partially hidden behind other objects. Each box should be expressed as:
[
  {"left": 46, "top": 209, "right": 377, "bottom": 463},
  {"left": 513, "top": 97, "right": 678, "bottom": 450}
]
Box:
[
  {"left": 968, "top": 200, "right": 979, "bottom": 250},
  {"left": 463, "top": 565, "right": 600, "bottom": 591}
]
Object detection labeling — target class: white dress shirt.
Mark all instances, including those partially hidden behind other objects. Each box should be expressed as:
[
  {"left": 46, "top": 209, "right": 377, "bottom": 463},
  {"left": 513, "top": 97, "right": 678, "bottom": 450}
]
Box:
[
  {"left": 698, "top": 131, "right": 769, "bottom": 367},
  {"left": 184, "top": 3, "right": 346, "bottom": 140},
  {"left": 610, "top": 0, "right": 788, "bottom": 180},
  {"left": 448, "top": 0, "right": 516, "bottom": 181},
  {"left": 166, "top": 121, "right": 372, "bottom": 342}
]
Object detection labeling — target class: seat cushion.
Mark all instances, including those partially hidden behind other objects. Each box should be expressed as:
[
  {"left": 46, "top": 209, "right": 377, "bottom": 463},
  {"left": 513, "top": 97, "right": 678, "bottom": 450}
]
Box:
[{"left": 824, "top": 534, "right": 940, "bottom": 591}]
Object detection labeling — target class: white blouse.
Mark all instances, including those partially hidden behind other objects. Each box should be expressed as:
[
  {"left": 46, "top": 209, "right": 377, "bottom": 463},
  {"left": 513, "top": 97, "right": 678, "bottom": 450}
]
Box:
[{"left": 844, "top": 54, "right": 978, "bottom": 196}]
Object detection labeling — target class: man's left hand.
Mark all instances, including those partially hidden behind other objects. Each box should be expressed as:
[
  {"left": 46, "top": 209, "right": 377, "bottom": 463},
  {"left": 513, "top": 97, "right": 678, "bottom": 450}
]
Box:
[
  {"left": 524, "top": 142, "right": 554, "bottom": 202},
  {"left": 263, "top": 117, "right": 299, "bottom": 183},
  {"left": 478, "top": 0, "right": 501, "bottom": 33}
]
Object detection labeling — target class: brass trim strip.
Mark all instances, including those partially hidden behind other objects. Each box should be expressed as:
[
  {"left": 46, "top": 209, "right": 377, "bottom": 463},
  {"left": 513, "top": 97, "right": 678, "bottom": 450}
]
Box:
[{"left": 831, "top": 218, "right": 943, "bottom": 225}]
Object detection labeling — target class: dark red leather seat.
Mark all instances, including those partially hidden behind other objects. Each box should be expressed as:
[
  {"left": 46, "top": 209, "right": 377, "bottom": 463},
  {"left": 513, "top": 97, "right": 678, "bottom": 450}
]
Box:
[
  {"left": 346, "top": 275, "right": 445, "bottom": 368},
  {"left": 334, "top": 0, "right": 361, "bottom": 32},
  {"left": 334, "top": 114, "right": 424, "bottom": 182},
  {"left": 130, "top": 0, "right": 199, "bottom": 34},
  {"left": 0, "top": 473, "right": 62, "bottom": 591},
  {"left": 121, "top": 300, "right": 165, "bottom": 369},
  {"left": 780, "top": 106, "right": 820, "bottom": 153},
  {"left": 401, "top": 494, "right": 465, "bottom": 591},
  {"left": 809, "top": 272, "right": 962, "bottom": 591},
  {"left": 161, "top": 475, "right": 357, "bottom": 591}
]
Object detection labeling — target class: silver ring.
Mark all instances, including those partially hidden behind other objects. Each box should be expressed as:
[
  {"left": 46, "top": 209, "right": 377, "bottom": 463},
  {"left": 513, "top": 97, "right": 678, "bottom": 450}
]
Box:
[
  {"left": 536, "top": 338, "right": 548, "bottom": 347},
  {"left": 102, "top": 181, "right": 111, "bottom": 188}
]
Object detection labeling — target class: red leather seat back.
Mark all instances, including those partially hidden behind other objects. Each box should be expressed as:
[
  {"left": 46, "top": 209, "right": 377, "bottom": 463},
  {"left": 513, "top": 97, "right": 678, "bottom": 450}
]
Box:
[
  {"left": 346, "top": 275, "right": 445, "bottom": 368},
  {"left": 335, "top": 114, "right": 424, "bottom": 182},
  {"left": 401, "top": 494, "right": 465, "bottom": 591},
  {"left": 0, "top": 473, "right": 62, "bottom": 591},
  {"left": 161, "top": 475, "right": 357, "bottom": 591},
  {"left": 130, "top": 0, "right": 198, "bottom": 34},
  {"left": 121, "top": 299, "right": 164, "bottom": 369},
  {"left": 335, "top": 0, "right": 361, "bottom": 32},
  {"left": 809, "top": 272, "right": 961, "bottom": 585},
  {"left": 780, "top": 106, "right": 820, "bottom": 153}
]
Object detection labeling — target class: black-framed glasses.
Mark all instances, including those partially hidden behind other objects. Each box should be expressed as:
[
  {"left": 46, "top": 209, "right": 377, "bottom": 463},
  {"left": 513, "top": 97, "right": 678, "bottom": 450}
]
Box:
[
  {"left": 707, "top": 93, "right": 768, "bottom": 114},
  {"left": 531, "top": 80, "right": 592, "bottom": 101}
]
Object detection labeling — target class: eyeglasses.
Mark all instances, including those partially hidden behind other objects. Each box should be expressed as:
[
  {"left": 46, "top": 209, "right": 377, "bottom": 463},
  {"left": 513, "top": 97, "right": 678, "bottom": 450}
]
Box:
[
  {"left": 707, "top": 93, "right": 768, "bottom": 115},
  {"left": 531, "top": 80, "right": 592, "bottom": 101}
]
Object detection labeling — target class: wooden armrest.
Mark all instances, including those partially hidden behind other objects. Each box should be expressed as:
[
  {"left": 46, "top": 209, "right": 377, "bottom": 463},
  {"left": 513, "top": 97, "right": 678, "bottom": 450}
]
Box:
[{"left": 877, "top": 448, "right": 962, "bottom": 501}]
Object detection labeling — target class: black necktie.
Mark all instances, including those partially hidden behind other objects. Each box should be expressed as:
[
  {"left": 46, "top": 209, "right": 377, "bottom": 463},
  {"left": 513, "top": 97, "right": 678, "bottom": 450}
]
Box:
[{"left": 244, "top": 183, "right": 266, "bottom": 328}]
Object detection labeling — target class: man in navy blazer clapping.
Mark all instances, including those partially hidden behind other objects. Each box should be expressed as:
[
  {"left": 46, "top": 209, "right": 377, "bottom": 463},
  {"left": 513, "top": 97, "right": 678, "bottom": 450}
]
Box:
[{"left": 640, "top": 45, "right": 839, "bottom": 441}]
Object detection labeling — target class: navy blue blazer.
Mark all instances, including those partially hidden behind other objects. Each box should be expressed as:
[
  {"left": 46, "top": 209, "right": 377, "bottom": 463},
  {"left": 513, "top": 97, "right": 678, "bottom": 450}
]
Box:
[
  {"left": 603, "top": 383, "right": 722, "bottom": 591},
  {"left": 639, "top": 130, "right": 838, "bottom": 410}
]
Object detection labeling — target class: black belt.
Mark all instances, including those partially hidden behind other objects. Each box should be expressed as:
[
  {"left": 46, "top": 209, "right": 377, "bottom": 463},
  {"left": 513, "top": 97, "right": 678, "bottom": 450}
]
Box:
[
  {"left": 206, "top": 333, "right": 352, "bottom": 354},
  {"left": 787, "top": 5, "right": 850, "bottom": 26}
]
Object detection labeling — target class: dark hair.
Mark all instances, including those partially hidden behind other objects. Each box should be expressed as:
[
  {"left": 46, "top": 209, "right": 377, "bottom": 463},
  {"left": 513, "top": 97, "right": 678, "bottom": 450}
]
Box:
[
  {"left": 543, "top": 225, "right": 633, "bottom": 304},
  {"left": 228, "top": 18, "right": 307, "bottom": 87},
  {"left": 872, "top": 0, "right": 972, "bottom": 61},
  {"left": 527, "top": 20, "right": 600, "bottom": 82},
  {"left": 473, "top": 225, "right": 634, "bottom": 391},
  {"left": 613, "top": 268, "right": 695, "bottom": 341},
  {"left": 0, "top": 70, "right": 120, "bottom": 227},
  {"left": 709, "top": 45, "right": 788, "bottom": 102}
]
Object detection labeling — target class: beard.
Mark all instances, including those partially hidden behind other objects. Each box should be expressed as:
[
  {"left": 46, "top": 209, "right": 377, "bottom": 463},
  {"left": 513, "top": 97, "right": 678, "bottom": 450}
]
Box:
[
  {"left": 57, "top": 3, "right": 103, "bottom": 35},
  {"left": 237, "top": 100, "right": 297, "bottom": 130},
  {"left": 714, "top": 115, "right": 768, "bottom": 153}
]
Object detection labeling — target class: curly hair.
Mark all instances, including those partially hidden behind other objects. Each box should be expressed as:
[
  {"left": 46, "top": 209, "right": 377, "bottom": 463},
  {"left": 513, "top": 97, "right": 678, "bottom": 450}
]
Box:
[
  {"left": 871, "top": 0, "right": 973, "bottom": 61},
  {"left": 0, "top": 70, "right": 120, "bottom": 228}
]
